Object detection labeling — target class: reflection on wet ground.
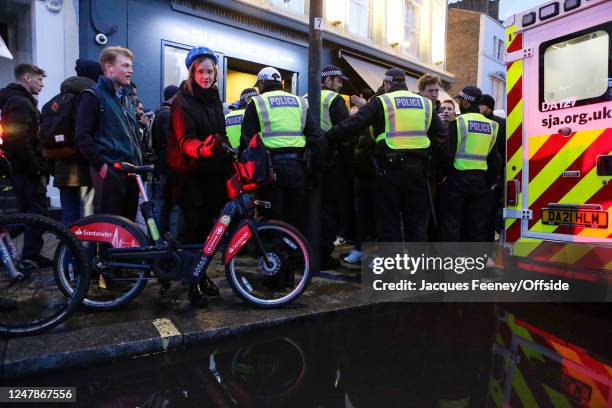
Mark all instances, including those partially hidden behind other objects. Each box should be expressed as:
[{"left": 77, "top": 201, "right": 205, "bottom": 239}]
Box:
[{"left": 6, "top": 303, "right": 611, "bottom": 407}]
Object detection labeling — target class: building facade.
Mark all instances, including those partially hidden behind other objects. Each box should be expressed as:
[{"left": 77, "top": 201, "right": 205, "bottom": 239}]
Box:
[
  {"left": 78, "top": 0, "right": 454, "bottom": 109},
  {"left": 448, "top": 0, "right": 500, "bottom": 21},
  {"left": 447, "top": 8, "right": 505, "bottom": 111}
]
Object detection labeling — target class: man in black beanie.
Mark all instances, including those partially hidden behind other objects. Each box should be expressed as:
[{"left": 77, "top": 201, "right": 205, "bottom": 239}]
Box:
[{"left": 43, "top": 58, "right": 102, "bottom": 225}]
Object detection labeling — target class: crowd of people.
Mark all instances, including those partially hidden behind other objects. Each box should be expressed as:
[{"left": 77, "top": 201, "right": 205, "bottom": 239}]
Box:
[{"left": 0, "top": 44, "right": 506, "bottom": 281}]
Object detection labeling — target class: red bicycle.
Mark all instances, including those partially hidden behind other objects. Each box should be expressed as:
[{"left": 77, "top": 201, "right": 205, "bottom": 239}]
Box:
[{"left": 53, "top": 145, "right": 313, "bottom": 309}]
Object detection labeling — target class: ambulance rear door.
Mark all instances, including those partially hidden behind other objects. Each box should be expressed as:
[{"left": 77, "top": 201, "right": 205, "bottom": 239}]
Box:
[{"left": 520, "top": 0, "right": 612, "bottom": 245}]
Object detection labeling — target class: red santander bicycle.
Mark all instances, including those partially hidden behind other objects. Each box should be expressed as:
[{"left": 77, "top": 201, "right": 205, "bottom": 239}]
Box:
[{"left": 53, "top": 144, "right": 313, "bottom": 309}]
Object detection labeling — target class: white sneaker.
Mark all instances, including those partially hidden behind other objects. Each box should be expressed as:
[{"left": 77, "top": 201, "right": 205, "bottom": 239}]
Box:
[
  {"left": 343, "top": 249, "right": 362, "bottom": 264},
  {"left": 334, "top": 236, "right": 346, "bottom": 246}
]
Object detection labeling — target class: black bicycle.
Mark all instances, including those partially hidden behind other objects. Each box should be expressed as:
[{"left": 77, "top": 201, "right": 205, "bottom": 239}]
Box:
[
  {"left": 54, "top": 145, "right": 312, "bottom": 309},
  {"left": 0, "top": 152, "right": 89, "bottom": 336}
]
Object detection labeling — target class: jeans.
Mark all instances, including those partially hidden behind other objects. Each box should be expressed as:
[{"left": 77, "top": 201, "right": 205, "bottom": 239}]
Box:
[{"left": 59, "top": 186, "right": 94, "bottom": 226}]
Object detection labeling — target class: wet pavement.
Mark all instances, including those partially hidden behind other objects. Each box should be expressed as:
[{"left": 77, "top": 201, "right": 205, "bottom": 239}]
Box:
[
  {"left": 0, "top": 246, "right": 366, "bottom": 378},
  {"left": 3, "top": 302, "right": 610, "bottom": 407}
]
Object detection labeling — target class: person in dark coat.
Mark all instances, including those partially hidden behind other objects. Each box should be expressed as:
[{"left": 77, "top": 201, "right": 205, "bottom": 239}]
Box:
[
  {"left": 53, "top": 58, "right": 101, "bottom": 225},
  {"left": 171, "top": 46, "right": 232, "bottom": 306},
  {"left": 76, "top": 46, "right": 142, "bottom": 220},
  {"left": 0, "top": 63, "right": 50, "bottom": 265},
  {"left": 151, "top": 84, "right": 179, "bottom": 235}
]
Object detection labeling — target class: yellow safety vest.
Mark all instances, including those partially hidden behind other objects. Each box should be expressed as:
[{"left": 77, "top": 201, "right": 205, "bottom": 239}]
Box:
[
  {"left": 454, "top": 112, "right": 498, "bottom": 171},
  {"left": 375, "top": 90, "right": 432, "bottom": 150},
  {"left": 224, "top": 109, "right": 245, "bottom": 149},
  {"left": 252, "top": 90, "right": 307, "bottom": 150},
  {"left": 303, "top": 89, "right": 340, "bottom": 132}
]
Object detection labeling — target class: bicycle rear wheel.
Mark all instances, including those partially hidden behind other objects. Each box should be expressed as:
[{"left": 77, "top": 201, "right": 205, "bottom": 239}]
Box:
[
  {"left": 0, "top": 214, "right": 89, "bottom": 336},
  {"left": 225, "top": 220, "right": 312, "bottom": 308},
  {"left": 54, "top": 216, "right": 150, "bottom": 310}
]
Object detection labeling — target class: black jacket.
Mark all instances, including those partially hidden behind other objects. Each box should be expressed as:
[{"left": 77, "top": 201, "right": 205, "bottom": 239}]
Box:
[
  {"left": 171, "top": 81, "right": 231, "bottom": 175},
  {"left": 239, "top": 83, "right": 324, "bottom": 153},
  {"left": 53, "top": 76, "right": 95, "bottom": 187},
  {"left": 326, "top": 84, "right": 449, "bottom": 164},
  {"left": 0, "top": 83, "right": 47, "bottom": 177},
  {"left": 152, "top": 101, "right": 172, "bottom": 175},
  {"left": 447, "top": 106, "right": 502, "bottom": 186}
]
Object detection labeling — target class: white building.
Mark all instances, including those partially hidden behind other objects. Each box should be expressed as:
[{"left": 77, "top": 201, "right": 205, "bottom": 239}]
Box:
[
  {"left": 477, "top": 13, "right": 506, "bottom": 112},
  {"left": 0, "top": 0, "right": 80, "bottom": 207}
]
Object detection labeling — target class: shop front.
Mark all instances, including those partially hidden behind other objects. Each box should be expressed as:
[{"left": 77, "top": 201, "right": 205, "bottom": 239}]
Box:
[{"left": 79, "top": 0, "right": 454, "bottom": 109}]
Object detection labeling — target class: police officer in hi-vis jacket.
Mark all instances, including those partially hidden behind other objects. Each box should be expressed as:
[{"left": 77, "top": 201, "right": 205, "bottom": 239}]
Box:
[
  {"left": 225, "top": 87, "right": 258, "bottom": 149},
  {"left": 240, "top": 67, "right": 324, "bottom": 235},
  {"left": 326, "top": 68, "right": 449, "bottom": 243},
  {"left": 438, "top": 85, "right": 502, "bottom": 242}
]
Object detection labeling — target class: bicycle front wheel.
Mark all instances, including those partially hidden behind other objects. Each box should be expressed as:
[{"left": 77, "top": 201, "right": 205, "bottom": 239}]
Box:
[
  {"left": 0, "top": 214, "right": 89, "bottom": 336},
  {"left": 225, "top": 220, "right": 312, "bottom": 308}
]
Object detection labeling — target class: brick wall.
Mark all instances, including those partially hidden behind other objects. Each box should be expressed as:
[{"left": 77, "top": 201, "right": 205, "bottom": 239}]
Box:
[{"left": 446, "top": 9, "right": 481, "bottom": 96}]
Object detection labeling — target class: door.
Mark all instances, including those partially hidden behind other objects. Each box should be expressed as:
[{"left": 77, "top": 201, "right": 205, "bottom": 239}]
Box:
[{"left": 521, "top": 2, "right": 612, "bottom": 244}]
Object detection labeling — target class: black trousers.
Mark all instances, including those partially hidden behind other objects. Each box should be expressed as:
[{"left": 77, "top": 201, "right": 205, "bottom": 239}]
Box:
[
  {"left": 354, "top": 175, "right": 376, "bottom": 251},
  {"left": 257, "top": 159, "right": 307, "bottom": 234},
  {"left": 438, "top": 171, "right": 492, "bottom": 242},
  {"left": 90, "top": 166, "right": 139, "bottom": 221},
  {"left": 10, "top": 174, "right": 48, "bottom": 258},
  {"left": 375, "top": 162, "right": 430, "bottom": 242},
  {"left": 320, "top": 164, "right": 343, "bottom": 259},
  {"left": 179, "top": 173, "right": 228, "bottom": 244}
]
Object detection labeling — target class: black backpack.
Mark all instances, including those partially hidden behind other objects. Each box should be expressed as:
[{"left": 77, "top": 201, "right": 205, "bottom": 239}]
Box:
[{"left": 39, "top": 91, "right": 80, "bottom": 158}]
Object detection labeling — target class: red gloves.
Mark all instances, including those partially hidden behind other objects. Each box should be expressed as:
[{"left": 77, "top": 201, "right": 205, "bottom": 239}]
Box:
[{"left": 197, "top": 134, "right": 224, "bottom": 158}]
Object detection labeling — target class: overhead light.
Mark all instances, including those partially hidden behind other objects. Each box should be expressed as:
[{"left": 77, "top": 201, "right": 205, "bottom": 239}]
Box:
[
  {"left": 539, "top": 2, "right": 559, "bottom": 20},
  {"left": 522, "top": 12, "right": 536, "bottom": 26}
]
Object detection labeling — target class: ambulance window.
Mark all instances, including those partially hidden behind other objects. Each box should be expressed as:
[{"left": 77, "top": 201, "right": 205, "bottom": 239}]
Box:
[{"left": 541, "top": 28, "right": 610, "bottom": 109}]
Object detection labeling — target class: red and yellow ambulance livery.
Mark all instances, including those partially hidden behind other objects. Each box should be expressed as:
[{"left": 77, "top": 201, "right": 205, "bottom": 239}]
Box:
[{"left": 502, "top": 0, "right": 612, "bottom": 282}]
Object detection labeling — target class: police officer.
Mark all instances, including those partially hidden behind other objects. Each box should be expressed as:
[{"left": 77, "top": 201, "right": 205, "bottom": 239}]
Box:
[
  {"left": 316, "top": 65, "right": 351, "bottom": 269},
  {"left": 240, "top": 67, "right": 323, "bottom": 234},
  {"left": 225, "top": 88, "right": 258, "bottom": 149},
  {"left": 326, "top": 68, "right": 448, "bottom": 242},
  {"left": 438, "top": 86, "right": 501, "bottom": 242}
]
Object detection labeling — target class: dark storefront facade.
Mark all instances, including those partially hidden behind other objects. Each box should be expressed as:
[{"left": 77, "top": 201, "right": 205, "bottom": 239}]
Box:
[{"left": 79, "top": 0, "right": 454, "bottom": 109}]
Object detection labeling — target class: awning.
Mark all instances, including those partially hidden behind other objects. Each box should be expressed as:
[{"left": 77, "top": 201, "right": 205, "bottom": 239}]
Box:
[
  {"left": 342, "top": 53, "right": 419, "bottom": 93},
  {"left": 0, "top": 35, "right": 13, "bottom": 60}
]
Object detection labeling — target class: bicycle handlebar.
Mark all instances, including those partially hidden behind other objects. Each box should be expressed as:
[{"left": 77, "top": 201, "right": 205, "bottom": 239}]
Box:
[{"left": 113, "top": 162, "right": 155, "bottom": 174}]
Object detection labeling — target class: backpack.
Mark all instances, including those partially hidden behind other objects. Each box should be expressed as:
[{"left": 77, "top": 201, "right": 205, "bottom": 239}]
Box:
[
  {"left": 39, "top": 91, "right": 80, "bottom": 158},
  {"left": 238, "top": 134, "right": 274, "bottom": 184}
]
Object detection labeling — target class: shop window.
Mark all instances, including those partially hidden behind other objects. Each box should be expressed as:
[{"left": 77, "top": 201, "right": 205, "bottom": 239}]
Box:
[
  {"left": 226, "top": 70, "right": 258, "bottom": 103},
  {"left": 348, "top": 0, "right": 371, "bottom": 39},
  {"left": 402, "top": 0, "right": 420, "bottom": 58},
  {"left": 540, "top": 25, "right": 610, "bottom": 108},
  {"left": 163, "top": 45, "right": 190, "bottom": 91}
]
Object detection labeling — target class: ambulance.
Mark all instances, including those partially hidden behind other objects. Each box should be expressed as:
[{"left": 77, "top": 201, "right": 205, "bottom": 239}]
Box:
[{"left": 502, "top": 0, "right": 612, "bottom": 283}]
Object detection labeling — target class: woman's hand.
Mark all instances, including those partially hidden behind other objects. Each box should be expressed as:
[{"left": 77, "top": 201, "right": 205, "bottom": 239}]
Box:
[{"left": 197, "top": 134, "right": 224, "bottom": 158}]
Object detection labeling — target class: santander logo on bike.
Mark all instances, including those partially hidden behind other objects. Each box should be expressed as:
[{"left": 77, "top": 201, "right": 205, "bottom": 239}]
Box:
[
  {"left": 204, "top": 224, "right": 226, "bottom": 255},
  {"left": 228, "top": 230, "right": 250, "bottom": 255},
  {"left": 73, "top": 228, "right": 112, "bottom": 238}
]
